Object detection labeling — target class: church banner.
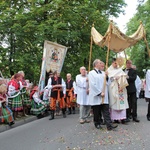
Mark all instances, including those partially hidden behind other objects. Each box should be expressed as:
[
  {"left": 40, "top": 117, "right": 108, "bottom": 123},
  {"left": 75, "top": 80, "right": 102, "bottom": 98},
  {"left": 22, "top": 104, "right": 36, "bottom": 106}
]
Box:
[{"left": 39, "top": 40, "right": 68, "bottom": 90}]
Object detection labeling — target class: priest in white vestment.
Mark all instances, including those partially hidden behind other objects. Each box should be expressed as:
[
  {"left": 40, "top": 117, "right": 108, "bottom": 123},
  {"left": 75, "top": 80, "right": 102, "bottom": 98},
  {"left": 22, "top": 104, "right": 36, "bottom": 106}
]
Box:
[{"left": 107, "top": 58, "right": 129, "bottom": 124}]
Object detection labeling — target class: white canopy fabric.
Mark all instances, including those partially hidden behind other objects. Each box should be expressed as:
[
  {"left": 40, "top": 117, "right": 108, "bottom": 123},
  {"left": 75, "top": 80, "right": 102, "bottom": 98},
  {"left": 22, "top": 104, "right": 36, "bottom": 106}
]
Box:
[{"left": 91, "top": 22, "right": 148, "bottom": 53}]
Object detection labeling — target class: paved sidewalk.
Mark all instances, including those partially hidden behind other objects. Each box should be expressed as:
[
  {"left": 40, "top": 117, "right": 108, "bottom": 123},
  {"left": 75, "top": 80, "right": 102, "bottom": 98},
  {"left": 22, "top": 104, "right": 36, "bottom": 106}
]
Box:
[{"left": 0, "top": 115, "right": 37, "bottom": 133}]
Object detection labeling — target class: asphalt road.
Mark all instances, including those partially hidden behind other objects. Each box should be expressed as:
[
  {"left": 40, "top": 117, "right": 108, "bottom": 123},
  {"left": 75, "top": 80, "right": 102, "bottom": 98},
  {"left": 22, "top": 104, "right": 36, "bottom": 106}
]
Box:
[{"left": 0, "top": 99, "right": 149, "bottom": 150}]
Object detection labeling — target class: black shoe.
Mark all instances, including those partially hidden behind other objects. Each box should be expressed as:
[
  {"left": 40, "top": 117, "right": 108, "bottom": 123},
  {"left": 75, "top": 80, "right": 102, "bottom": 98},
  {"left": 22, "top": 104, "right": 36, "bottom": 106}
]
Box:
[
  {"left": 107, "top": 124, "right": 118, "bottom": 131},
  {"left": 8, "top": 121, "right": 15, "bottom": 126},
  {"left": 67, "top": 108, "right": 72, "bottom": 115},
  {"left": 62, "top": 108, "right": 66, "bottom": 118},
  {"left": 49, "top": 110, "right": 54, "bottom": 120},
  {"left": 129, "top": 115, "right": 132, "bottom": 119},
  {"left": 147, "top": 116, "right": 150, "bottom": 121},
  {"left": 72, "top": 110, "right": 75, "bottom": 114},
  {"left": 121, "top": 119, "right": 128, "bottom": 125},
  {"left": 49, "top": 116, "right": 54, "bottom": 120},
  {"left": 67, "top": 111, "right": 71, "bottom": 115},
  {"left": 125, "top": 118, "right": 130, "bottom": 122},
  {"left": 37, "top": 114, "right": 44, "bottom": 119},
  {"left": 133, "top": 118, "right": 140, "bottom": 122},
  {"left": 95, "top": 124, "right": 102, "bottom": 129},
  {"left": 63, "top": 113, "right": 66, "bottom": 118},
  {"left": 114, "top": 120, "right": 120, "bottom": 124}
]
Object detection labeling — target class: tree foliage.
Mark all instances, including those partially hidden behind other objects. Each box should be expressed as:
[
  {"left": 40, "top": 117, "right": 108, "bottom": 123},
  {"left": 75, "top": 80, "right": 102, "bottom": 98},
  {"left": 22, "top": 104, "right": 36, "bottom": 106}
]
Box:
[
  {"left": 126, "top": 0, "right": 150, "bottom": 78},
  {"left": 0, "top": 0, "right": 126, "bottom": 82}
]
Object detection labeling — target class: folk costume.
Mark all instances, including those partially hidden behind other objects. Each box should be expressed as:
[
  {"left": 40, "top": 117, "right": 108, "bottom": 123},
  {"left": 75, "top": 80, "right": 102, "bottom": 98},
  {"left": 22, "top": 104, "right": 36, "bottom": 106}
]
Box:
[
  {"left": 30, "top": 86, "right": 47, "bottom": 117},
  {"left": 144, "top": 69, "right": 150, "bottom": 121},
  {"left": 41, "top": 87, "right": 50, "bottom": 112},
  {"left": 42, "top": 87, "right": 50, "bottom": 106},
  {"left": 0, "top": 91, "right": 14, "bottom": 126},
  {"left": 107, "top": 65, "right": 129, "bottom": 122},
  {"left": 65, "top": 79, "right": 76, "bottom": 114},
  {"left": 20, "top": 79, "right": 31, "bottom": 107},
  {"left": 7, "top": 79, "right": 23, "bottom": 112},
  {"left": 47, "top": 76, "right": 66, "bottom": 120},
  {"left": 76, "top": 74, "right": 91, "bottom": 123}
]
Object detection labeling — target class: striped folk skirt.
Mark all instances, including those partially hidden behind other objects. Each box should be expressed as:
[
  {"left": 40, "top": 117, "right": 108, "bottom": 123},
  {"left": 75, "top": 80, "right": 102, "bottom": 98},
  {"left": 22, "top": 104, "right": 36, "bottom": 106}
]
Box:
[
  {"left": 43, "top": 99, "right": 49, "bottom": 106},
  {"left": 30, "top": 100, "right": 46, "bottom": 115},
  {"left": 0, "top": 105, "right": 14, "bottom": 124},
  {"left": 8, "top": 94, "right": 23, "bottom": 112},
  {"left": 21, "top": 91, "right": 31, "bottom": 106},
  {"left": 43, "top": 99, "right": 50, "bottom": 111}
]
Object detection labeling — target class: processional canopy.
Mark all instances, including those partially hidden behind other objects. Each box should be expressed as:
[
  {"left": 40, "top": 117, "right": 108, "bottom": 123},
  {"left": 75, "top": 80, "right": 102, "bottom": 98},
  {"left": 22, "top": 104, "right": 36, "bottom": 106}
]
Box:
[{"left": 91, "top": 21, "right": 150, "bottom": 55}]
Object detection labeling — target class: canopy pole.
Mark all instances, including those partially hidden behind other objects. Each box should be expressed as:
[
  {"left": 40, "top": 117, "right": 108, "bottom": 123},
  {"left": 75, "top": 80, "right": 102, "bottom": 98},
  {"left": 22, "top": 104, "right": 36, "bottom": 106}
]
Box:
[
  {"left": 143, "top": 35, "right": 150, "bottom": 57},
  {"left": 105, "top": 37, "right": 111, "bottom": 70},
  {"left": 139, "top": 21, "right": 150, "bottom": 57},
  {"left": 88, "top": 35, "right": 93, "bottom": 72},
  {"left": 124, "top": 50, "right": 127, "bottom": 60},
  {"left": 102, "top": 21, "right": 112, "bottom": 104}
]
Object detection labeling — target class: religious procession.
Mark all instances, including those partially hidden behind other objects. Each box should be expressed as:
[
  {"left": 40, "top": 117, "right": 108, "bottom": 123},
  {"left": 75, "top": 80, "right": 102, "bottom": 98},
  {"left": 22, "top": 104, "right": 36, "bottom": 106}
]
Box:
[
  {"left": 1, "top": 20, "right": 150, "bottom": 132},
  {"left": 0, "top": 59, "right": 150, "bottom": 132}
]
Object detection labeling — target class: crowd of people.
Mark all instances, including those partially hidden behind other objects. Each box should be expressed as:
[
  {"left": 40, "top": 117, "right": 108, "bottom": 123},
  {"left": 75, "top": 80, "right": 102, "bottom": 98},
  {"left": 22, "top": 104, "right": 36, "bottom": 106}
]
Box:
[{"left": 0, "top": 58, "right": 150, "bottom": 131}]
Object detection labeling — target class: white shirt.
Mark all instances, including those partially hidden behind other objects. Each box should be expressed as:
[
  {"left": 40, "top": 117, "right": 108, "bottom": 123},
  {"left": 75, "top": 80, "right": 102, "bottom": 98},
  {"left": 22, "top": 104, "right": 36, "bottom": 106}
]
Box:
[
  {"left": 47, "top": 77, "right": 66, "bottom": 95},
  {"left": 33, "top": 92, "right": 43, "bottom": 105}
]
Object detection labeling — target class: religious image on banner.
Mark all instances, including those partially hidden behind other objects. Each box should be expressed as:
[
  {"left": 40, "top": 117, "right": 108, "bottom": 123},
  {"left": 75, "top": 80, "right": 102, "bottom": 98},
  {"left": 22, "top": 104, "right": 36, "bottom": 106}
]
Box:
[
  {"left": 45, "top": 41, "right": 67, "bottom": 73},
  {"left": 51, "top": 48, "right": 59, "bottom": 63},
  {"left": 39, "top": 40, "right": 68, "bottom": 90}
]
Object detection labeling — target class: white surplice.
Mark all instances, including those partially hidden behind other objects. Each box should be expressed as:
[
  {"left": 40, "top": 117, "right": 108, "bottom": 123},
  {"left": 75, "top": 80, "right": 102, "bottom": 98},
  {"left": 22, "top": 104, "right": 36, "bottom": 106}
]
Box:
[
  {"left": 88, "top": 69, "right": 109, "bottom": 105},
  {"left": 145, "top": 70, "right": 150, "bottom": 98},
  {"left": 107, "top": 65, "right": 129, "bottom": 110},
  {"left": 135, "top": 75, "right": 142, "bottom": 98},
  {"left": 76, "top": 74, "right": 89, "bottom": 105}
]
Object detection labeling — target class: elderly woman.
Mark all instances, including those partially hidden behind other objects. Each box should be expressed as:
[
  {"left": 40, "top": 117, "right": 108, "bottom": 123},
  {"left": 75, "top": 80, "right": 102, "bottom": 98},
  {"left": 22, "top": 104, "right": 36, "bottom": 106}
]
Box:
[{"left": 7, "top": 73, "right": 23, "bottom": 120}]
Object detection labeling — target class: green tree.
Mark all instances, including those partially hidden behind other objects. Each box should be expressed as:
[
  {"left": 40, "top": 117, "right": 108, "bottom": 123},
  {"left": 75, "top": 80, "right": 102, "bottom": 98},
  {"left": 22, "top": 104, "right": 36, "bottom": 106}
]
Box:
[
  {"left": 126, "top": 0, "right": 150, "bottom": 78},
  {"left": 0, "top": 0, "right": 126, "bottom": 82}
]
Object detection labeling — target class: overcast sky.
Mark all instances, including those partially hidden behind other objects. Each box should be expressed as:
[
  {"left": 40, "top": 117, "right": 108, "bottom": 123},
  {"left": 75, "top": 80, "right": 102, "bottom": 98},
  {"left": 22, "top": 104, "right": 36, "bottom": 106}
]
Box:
[{"left": 113, "top": 0, "right": 139, "bottom": 33}]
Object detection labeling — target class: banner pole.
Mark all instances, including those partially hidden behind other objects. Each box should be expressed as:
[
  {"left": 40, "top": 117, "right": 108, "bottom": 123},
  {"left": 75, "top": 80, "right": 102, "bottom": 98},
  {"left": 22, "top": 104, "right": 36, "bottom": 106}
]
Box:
[
  {"left": 102, "top": 21, "right": 112, "bottom": 104},
  {"left": 38, "top": 41, "right": 47, "bottom": 92},
  {"left": 88, "top": 35, "right": 93, "bottom": 72}
]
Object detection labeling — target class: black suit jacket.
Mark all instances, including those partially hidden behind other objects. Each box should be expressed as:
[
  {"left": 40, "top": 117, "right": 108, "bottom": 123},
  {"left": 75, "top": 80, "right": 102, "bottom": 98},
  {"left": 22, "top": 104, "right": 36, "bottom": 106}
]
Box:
[{"left": 125, "top": 68, "right": 137, "bottom": 93}]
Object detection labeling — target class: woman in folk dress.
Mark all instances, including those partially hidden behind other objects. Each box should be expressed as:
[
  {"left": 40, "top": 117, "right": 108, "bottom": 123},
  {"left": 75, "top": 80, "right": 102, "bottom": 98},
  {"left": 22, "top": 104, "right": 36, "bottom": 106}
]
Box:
[
  {"left": 7, "top": 73, "right": 23, "bottom": 120},
  {"left": 30, "top": 86, "right": 47, "bottom": 118},
  {"left": 0, "top": 84, "right": 14, "bottom": 126}
]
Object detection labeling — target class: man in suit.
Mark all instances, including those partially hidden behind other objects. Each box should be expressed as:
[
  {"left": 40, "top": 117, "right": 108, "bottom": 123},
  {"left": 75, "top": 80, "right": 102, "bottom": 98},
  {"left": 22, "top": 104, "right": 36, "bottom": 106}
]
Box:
[{"left": 125, "top": 60, "right": 140, "bottom": 122}]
